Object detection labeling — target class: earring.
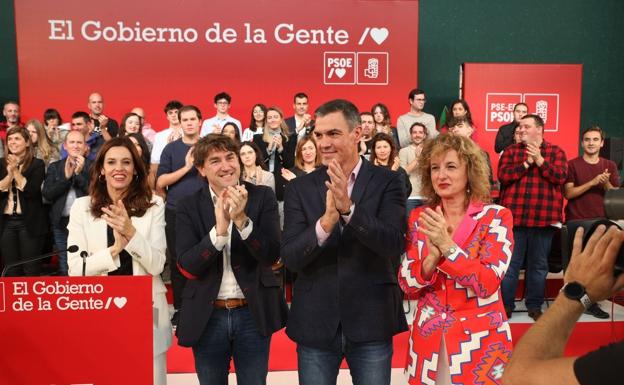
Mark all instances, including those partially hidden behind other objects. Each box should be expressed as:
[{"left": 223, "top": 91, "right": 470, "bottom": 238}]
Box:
[{"left": 99, "top": 174, "right": 105, "bottom": 182}]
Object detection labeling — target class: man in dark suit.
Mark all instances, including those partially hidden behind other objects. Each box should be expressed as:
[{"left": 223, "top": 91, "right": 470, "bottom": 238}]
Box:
[
  {"left": 285, "top": 92, "right": 312, "bottom": 137},
  {"left": 42, "top": 130, "right": 90, "bottom": 275},
  {"left": 281, "top": 99, "right": 407, "bottom": 385},
  {"left": 175, "top": 134, "right": 287, "bottom": 385}
]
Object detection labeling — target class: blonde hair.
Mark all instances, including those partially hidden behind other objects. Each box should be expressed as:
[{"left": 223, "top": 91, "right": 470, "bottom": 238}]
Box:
[
  {"left": 25, "top": 119, "right": 58, "bottom": 164},
  {"left": 262, "top": 106, "right": 290, "bottom": 144},
  {"left": 418, "top": 133, "right": 491, "bottom": 207}
]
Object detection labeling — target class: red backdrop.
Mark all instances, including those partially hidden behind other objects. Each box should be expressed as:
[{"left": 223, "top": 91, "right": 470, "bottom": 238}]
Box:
[
  {"left": 0, "top": 276, "right": 152, "bottom": 385},
  {"left": 462, "top": 63, "right": 583, "bottom": 179},
  {"left": 14, "top": 0, "right": 419, "bottom": 130}
]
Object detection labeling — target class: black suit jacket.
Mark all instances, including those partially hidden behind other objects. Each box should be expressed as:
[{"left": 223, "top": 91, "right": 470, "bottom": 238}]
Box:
[
  {"left": 281, "top": 159, "right": 408, "bottom": 349},
  {"left": 175, "top": 183, "right": 288, "bottom": 347},
  {"left": 495, "top": 121, "right": 518, "bottom": 153},
  {"left": 285, "top": 116, "right": 297, "bottom": 135},
  {"left": 253, "top": 133, "right": 296, "bottom": 201},
  {"left": 0, "top": 158, "right": 48, "bottom": 235},
  {"left": 42, "top": 158, "right": 91, "bottom": 227}
]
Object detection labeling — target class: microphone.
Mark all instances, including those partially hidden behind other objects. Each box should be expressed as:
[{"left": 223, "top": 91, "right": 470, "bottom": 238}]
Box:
[
  {"left": 81, "top": 251, "right": 89, "bottom": 277},
  {"left": 1, "top": 245, "right": 79, "bottom": 277}
]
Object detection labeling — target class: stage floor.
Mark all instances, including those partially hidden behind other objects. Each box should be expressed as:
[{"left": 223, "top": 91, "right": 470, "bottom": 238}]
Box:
[{"left": 165, "top": 299, "right": 624, "bottom": 383}]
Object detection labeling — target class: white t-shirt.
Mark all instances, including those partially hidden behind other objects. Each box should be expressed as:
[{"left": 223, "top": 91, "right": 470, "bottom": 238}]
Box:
[
  {"left": 151, "top": 128, "right": 174, "bottom": 164},
  {"left": 200, "top": 115, "right": 242, "bottom": 137},
  {"left": 241, "top": 127, "right": 263, "bottom": 142}
]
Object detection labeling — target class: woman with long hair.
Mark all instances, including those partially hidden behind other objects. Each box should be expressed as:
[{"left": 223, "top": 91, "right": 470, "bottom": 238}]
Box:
[
  {"left": 118, "top": 112, "right": 143, "bottom": 137},
  {"left": 43, "top": 108, "right": 65, "bottom": 149},
  {"left": 253, "top": 106, "right": 295, "bottom": 202},
  {"left": 0, "top": 126, "right": 48, "bottom": 276},
  {"left": 369, "top": 132, "right": 412, "bottom": 197},
  {"left": 281, "top": 135, "right": 321, "bottom": 181},
  {"left": 67, "top": 137, "right": 171, "bottom": 385},
  {"left": 222, "top": 122, "right": 241, "bottom": 144},
  {"left": 240, "top": 141, "right": 275, "bottom": 192},
  {"left": 372, "top": 102, "right": 400, "bottom": 145},
  {"left": 26, "top": 119, "right": 60, "bottom": 170},
  {"left": 242, "top": 103, "right": 267, "bottom": 142}
]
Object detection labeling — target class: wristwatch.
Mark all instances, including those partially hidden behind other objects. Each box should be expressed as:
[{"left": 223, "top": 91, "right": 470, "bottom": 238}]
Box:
[
  {"left": 441, "top": 244, "right": 458, "bottom": 258},
  {"left": 562, "top": 282, "right": 593, "bottom": 310}
]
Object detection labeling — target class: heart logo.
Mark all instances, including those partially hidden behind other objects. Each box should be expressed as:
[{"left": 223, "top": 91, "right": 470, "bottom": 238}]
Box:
[
  {"left": 113, "top": 297, "right": 127, "bottom": 309},
  {"left": 335, "top": 68, "right": 347, "bottom": 78},
  {"left": 370, "top": 28, "right": 389, "bottom": 45}
]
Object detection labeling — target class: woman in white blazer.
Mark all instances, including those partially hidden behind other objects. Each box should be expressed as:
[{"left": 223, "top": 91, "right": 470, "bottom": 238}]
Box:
[{"left": 67, "top": 137, "right": 171, "bottom": 385}]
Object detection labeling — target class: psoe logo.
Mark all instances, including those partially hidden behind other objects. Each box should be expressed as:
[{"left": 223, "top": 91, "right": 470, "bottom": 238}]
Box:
[{"left": 485, "top": 93, "right": 560, "bottom": 132}]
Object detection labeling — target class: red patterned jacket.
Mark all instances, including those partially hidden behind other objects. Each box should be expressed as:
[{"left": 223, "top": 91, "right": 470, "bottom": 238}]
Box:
[{"left": 398, "top": 202, "right": 514, "bottom": 385}]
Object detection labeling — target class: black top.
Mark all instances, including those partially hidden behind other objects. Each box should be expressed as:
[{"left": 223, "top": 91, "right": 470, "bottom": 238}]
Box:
[
  {"left": 253, "top": 133, "right": 296, "bottom": 201},
  {"left": 106, "top": 225, "right": 133, "bottom": 276},
  {"left": 573, "top": 341, "right": 623, "bottom": 385},
  {"left": 0, "top": 158, "right": 48, "bottom": 235},
  {"left": 494, "top": 121, "right": 518, "bottom": 153}
]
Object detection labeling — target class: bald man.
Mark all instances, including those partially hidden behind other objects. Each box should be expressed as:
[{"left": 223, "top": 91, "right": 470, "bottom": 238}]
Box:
[
  {"left": 87, "top": 92, "right": 119, "bottom": 140},
  {"left": 131, "top": 106, "right": 156, "bottom": 144}
]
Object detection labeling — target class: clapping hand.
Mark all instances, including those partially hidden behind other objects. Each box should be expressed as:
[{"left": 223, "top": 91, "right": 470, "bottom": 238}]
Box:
[
  {"left": 325, "top": 159, "right": 351, "bottom": 215},
  {"left": 592, "top": 169, "right": 611, "bottom": 188},
  {"left": 418, "top": 206, "right": 453, "bottom": 251},
  {"left": 102, "top": 200, "right": 135, "bottom": 256}
]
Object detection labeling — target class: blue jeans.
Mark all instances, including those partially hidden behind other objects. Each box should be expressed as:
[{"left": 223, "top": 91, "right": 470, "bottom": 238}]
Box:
[
  {"left": 501, "top": 226, "right": 554, "bottom": 311},
  {"left": 297, "top": 332, "right": 393, "bottom": 385},
  {"left": 52, "top": 216, "right": 69, "bottom": 276},
  {"left": 192, "top": 306, "right": 271, "bottom": 385}
]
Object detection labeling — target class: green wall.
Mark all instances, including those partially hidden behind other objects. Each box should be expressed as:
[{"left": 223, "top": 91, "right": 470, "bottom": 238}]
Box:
[
  {"left": 1, "top": 1, "right": 623, "bottom": 138},
  {"left": 418, "top": 0, "right": 624, "bottom": 138},
  {"left": 0, "top": 0, "right": 17, "bottom": 106}
]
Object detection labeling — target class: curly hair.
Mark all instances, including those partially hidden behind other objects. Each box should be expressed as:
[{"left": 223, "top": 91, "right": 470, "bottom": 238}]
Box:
[
  {"left": 418, "top": 133, "right": 491, "bottom": 207},
  {"left": 88, "top": 137, "right": 153, "bottom": 218}
]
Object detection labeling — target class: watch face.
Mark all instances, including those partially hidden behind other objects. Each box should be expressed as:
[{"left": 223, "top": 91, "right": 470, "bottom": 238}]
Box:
[{"left": 564, "top": 282, "right": 584, "bottom": 299}]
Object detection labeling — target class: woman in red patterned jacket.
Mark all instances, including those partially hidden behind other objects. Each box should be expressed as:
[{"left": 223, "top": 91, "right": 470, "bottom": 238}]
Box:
[{"left": 398, "top": 133, "right": 515, "bottom": 385}]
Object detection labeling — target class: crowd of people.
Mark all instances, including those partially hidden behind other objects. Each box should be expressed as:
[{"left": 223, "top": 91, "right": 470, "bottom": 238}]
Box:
[{"left": 0, "top": 88, "right": 621, "bottom": 385}]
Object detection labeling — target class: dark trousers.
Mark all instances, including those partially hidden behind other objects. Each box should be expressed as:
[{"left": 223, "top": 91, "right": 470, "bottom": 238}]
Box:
[
  {"left": 501, "top": 226, "right": 555, "bottom": 311},
  {"left": 165, "top": 207, "right": 186, "bottom": 310},
  {"left": 1, "top": 216, "right": 45, "bottom": 276}
]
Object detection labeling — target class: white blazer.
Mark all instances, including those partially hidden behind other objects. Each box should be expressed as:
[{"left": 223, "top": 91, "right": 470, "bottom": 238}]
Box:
[{"left": 67, "top": 195, "right": 172, "bottom": 357}]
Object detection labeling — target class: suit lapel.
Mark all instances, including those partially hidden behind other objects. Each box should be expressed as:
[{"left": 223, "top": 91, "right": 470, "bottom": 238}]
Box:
[
  {"left": 88, "top": 211, "right": 108, "bottom": 252},
  {"left": 199, "top": 187, "right": 217, "bottom": 233},
  {"left": 314, "top": 166, "right": 330, "bottom": 206},
  {"left": 351, "top": 158, "right": 373, "bottom": 206},
  {"left": 452, "top": 202, "right": 484, "bottom": 248}
]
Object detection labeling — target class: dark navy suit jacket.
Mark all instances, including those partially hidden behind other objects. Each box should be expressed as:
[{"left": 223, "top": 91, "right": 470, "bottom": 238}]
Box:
[
  {"left": 281, "top": 158, "right": 408, "bottom": 349},
  {"left": 175, "top": 183, "right": 288, "bottom": 347},
  {"left": 42, "top": 158, "right": 90, "bottom": 227}
]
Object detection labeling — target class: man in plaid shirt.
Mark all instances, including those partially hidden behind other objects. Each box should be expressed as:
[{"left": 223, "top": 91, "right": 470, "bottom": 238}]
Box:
[{"left": 498, "top": 114, "right": 568, "bottom": 321}]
